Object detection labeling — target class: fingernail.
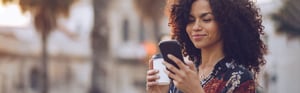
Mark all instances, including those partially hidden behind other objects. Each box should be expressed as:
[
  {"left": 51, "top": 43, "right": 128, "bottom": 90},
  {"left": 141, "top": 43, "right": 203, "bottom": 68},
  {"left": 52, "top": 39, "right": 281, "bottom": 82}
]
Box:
[
  {"left": 155, "top": 69, "right": 159, "bottom": 72},
  {"left": 167, "top": 54, "right": 171, "bottom": 58}
]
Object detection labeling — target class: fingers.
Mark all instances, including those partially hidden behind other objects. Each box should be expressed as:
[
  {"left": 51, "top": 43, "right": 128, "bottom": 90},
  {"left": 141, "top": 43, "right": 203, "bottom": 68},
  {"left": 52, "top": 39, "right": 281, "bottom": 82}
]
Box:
[
  {"left": 164, "top": 69, "right": 179, "bottom": 81},
  {"left": 146, "top": 69, "right": 159, "bottom": 87},
  {"left": 147, "top": 75, "right": 160, "bottom": 82},
  {"left": 186, "top": 60, "right": 197, "bottom": 71},
  {"left": 167, "top": 54, "right": 186, "bottom": 70},
  {"left": 147, "top": 70, "right": 159, "bottom": 81},
  {"left": 148, "top": 59, "right": 153, "bottom": 69},
  {"left": 147, "top": 69, "right": 159, "bottom": 75},
  {"left": 163, "top": 61, "right": 181, "bottom": 75},
  {"left": 147, "top": 81, "right": 159, "bottom": 87}
]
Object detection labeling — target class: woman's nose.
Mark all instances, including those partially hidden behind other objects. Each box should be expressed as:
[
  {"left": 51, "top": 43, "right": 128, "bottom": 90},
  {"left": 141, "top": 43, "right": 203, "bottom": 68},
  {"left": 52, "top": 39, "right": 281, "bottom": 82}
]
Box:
[{"left": 192, "top": 22, "right": 202, "bottom": 31}]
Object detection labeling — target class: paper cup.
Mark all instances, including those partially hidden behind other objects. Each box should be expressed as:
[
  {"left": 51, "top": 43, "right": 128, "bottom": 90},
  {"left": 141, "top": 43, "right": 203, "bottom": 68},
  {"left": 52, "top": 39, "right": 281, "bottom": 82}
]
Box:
[{"left": 152, "top": 54, "right": 170, "bottom": 85}]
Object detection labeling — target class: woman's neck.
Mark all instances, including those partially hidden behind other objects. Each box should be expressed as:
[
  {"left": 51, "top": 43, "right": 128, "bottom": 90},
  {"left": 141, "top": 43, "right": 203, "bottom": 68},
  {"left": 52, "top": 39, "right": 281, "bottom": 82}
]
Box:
[{"left": 200, "top": 42, "right": 224, "bottom": 69}]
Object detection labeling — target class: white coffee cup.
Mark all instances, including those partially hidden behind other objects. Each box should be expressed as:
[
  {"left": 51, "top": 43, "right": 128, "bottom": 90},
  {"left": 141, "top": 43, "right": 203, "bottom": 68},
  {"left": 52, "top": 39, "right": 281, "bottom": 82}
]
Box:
[{"left": 152, "top": 54, "right": 170, "bottom": 85}]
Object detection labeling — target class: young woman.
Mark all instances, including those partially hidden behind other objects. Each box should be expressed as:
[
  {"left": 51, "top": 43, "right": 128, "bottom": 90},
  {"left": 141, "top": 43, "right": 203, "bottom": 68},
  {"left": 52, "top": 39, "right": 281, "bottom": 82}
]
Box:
[{"left": 146, "top": 0, "right": 267, "bottom": 93}]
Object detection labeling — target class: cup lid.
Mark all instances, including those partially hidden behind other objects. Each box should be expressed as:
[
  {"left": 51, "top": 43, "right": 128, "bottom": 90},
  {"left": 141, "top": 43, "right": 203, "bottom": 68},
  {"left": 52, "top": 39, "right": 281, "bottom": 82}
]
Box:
[{"left": 152, "top": 53, "right": 163, "bottom": 59}]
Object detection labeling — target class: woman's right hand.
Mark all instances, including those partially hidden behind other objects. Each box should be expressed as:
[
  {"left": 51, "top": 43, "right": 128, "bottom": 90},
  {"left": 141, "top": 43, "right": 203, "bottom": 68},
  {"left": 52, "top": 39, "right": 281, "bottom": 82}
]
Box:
[{"left": 146, "top": 59, "right": 169, "bottom": 93}]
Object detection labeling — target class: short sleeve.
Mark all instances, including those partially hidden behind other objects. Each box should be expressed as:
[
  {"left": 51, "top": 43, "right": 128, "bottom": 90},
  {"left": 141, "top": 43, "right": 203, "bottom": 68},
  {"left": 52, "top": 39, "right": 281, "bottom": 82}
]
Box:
[
  {"left": 222, "top": 65, "right": 255, "bottom": 93},
  {"left": 233, "top": 80, "right": 255, "bottom": 93}
]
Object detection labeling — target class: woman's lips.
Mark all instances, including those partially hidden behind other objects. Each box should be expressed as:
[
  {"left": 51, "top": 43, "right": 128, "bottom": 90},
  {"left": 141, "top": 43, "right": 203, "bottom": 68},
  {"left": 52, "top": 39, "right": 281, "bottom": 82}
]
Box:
[{"left": 192, "top": 34, "right": 206, "bottom": 40}]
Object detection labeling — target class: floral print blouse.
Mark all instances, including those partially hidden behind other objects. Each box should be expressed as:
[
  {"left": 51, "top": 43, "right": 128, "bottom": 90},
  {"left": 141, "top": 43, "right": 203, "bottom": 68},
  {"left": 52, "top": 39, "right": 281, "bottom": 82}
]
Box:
[{"left": 169, "top": 57, "right": 255, "bottom": 93}]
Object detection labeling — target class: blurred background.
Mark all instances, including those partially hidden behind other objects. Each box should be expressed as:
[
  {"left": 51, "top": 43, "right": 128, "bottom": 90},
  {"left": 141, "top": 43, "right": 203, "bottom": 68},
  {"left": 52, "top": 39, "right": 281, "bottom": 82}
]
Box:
[{"left": 0, "top": 0, "right": 299, "bottom": 93}]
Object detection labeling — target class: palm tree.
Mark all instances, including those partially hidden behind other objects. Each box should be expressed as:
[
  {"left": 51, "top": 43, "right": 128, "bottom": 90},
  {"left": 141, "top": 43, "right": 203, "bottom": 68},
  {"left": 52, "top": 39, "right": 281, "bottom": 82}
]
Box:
[
  {"left": 272, "top": 0, "right": 300, "bottom": 35},
  {"left": 89, "top": 0, "right": 110, "bottom": 93},
  {"left": 133, "top": 0, "right": 166, "bottom": 42},
  {"left": 1, "top": 0, "right": 75, "bottom": 93}
]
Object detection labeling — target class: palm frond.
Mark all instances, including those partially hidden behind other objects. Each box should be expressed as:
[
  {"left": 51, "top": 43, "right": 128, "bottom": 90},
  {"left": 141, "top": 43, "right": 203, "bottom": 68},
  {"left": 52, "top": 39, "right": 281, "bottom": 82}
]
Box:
[
  {"left": 272, "top": 0, "right": 300, "bottom": 35},
  {"left": 1, "top": 0, "right": 76, "bottom": 33},
  {"left": 133, "top": 0, "right": 166, "bottom": 19}
]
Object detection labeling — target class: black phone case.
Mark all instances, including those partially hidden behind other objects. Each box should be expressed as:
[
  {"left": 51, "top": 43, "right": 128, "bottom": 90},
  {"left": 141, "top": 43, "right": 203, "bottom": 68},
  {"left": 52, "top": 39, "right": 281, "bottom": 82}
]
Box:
[{"left": 158, "top": 40, "right": 184, "bottom": 69}]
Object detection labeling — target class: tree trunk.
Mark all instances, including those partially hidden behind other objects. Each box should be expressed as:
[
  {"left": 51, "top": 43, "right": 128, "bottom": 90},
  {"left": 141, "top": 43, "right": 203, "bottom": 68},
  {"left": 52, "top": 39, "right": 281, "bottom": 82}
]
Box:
[
  {"left": 89, "top": 0, "right": 109, "bottom": 93},
  {"left": 153, "top": 18, "right": 161, "bottom": 43},
  {"left": 40, "top": 31, "right": 49, "bottom": 93}
]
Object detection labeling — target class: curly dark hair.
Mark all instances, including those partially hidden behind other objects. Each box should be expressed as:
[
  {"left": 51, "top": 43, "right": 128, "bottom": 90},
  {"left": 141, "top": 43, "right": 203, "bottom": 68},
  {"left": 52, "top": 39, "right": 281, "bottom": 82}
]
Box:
[{"left": 166, "top": 0, "right": 267, "bottom": 79}]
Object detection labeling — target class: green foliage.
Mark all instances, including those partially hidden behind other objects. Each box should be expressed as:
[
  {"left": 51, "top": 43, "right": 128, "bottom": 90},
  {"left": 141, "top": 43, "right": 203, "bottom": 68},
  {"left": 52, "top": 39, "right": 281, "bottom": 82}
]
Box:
[
  {"left": 1, "top": 0, "right": 76, "bottom": 33},
  {"left": 272, "top": 0, "right": 300, "bottom": 35}
]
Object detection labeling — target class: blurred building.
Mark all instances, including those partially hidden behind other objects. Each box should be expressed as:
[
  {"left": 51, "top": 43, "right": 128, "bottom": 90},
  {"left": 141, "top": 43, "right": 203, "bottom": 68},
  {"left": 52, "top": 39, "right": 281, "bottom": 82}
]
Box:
[
  {"left": 1, "top": 0, "right": 299, "bottom": 93},
  {"left": 104, "top": 0, "right": 167, "bottom": 93},
  {"left": 0, "top": 0, "right": 94, "bottom": 93},
  {"left": 258, "top": 0, "right": 300, "bottom": 93},
  {"left": 0, "top": 0, "right": 167, "bottom": 93}
]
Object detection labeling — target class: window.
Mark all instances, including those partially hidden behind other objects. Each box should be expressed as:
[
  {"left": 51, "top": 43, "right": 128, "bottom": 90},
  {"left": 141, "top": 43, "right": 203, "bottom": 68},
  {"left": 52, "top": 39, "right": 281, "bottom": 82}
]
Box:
[
  {"left": 122, "top": 19, "right": 129, "bottom": 41},
  {"left": 139, "top": 19, "right": 145, "bottom": 42}
]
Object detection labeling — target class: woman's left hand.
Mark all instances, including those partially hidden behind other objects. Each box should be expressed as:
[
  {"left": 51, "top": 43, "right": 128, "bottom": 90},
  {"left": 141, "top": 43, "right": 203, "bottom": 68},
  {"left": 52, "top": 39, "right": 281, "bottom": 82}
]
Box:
[{"left": 163, "top": 54, "right": 205, "bottom": 93}]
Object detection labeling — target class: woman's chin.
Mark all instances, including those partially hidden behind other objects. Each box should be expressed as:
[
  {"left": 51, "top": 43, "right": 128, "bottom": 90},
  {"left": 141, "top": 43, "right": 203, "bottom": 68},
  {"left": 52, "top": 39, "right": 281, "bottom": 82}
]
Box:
[{"left": 193, "top": 43, "right": 205, "bottom": 49}]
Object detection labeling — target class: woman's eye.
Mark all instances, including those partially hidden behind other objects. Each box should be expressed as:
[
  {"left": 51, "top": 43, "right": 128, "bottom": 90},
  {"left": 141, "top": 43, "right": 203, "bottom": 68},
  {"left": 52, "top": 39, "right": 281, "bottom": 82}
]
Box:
[
  {"left": 203, "top": 19, "right": 212, "bottom": 22},
  {"left": 188, "top": 19, "right": 195, "bottom": 23}
]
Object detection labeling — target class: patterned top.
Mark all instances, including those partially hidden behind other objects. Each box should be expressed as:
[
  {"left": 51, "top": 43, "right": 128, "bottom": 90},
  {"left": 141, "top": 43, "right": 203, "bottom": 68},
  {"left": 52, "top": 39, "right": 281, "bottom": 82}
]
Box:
[{"left": 169, "top": 57, "right": 255, "bottom": 93}]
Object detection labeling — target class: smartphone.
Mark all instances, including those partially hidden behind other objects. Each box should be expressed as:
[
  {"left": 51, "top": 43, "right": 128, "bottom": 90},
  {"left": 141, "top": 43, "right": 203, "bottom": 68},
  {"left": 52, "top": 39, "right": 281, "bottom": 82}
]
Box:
[{"left": 158, "top": 40, "right": 184, "bottom": 69}]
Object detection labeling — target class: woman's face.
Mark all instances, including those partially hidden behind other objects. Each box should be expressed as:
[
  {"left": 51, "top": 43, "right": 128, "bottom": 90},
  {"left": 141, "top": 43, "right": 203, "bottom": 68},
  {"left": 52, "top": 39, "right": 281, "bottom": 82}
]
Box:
[{"left": 186, "top": 0, "right": 222, "bottom": 49}]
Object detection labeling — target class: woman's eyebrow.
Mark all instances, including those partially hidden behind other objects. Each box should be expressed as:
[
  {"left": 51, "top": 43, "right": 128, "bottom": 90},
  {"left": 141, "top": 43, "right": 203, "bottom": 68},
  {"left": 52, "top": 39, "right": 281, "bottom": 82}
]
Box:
[
  {"left": 200, "top": 12, "right": 212, "bottom": 18},
  {"left": 189, "top": 12, "right": 212, "bottom": 18},
  {"left": 189, "top": 15, "right": 194, "bottom": 18}
]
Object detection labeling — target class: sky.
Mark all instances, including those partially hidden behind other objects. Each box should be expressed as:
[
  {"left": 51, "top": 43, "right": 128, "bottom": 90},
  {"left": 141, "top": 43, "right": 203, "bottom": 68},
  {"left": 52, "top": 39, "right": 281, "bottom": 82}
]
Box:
[{"left": 0, "top": 4, "right": 31, "bottom": 27}]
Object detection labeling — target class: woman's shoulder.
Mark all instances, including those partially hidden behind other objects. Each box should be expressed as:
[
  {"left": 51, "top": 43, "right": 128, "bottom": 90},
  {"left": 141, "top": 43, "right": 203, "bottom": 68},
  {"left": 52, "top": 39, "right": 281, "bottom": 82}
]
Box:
[
  {"left": 219, "top": 60, "right": 256, "bottom": 92},
  {"left": 214, "top": 58, "right": 254, "bottom": 82},
  {"left": 215, "top": 61, "right": 255, "bottom": 93},
  {"left": 222, "top": 61, "right": 254, "bottom": 83},
  {"left": 207, "top": 58, "right": 256, "bottom": 92}
]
